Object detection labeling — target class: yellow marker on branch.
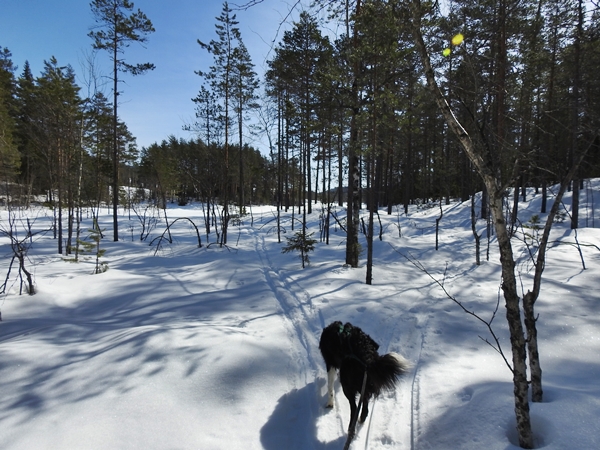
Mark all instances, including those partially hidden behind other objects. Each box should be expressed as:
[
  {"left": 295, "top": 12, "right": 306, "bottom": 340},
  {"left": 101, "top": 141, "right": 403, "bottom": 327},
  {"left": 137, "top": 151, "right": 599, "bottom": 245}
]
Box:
[
  {"left": 442, "top": 33, "right": 464, "bottom": 57},
  {"left": 451, "top": 33, "right": 464, "bottom": 46}
]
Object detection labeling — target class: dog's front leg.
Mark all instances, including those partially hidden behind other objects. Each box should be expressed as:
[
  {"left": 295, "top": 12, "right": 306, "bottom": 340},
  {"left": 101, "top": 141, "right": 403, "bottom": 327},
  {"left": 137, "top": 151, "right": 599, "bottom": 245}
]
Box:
[{"left": 326, "top": 367, "right": 336, "bottom": 407}]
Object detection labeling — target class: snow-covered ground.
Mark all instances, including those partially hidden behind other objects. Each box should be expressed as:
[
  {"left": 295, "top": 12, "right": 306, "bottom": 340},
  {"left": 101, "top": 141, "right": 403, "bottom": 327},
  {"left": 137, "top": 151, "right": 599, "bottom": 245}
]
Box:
[{"left": 1, "top": 180, "right": 599, "bottom": 450}]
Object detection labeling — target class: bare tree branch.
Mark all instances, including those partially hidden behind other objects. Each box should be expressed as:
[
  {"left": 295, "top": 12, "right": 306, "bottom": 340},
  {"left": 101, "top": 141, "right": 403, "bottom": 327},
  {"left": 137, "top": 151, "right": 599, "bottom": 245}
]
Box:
[
  {"left": 232, "top": 0, "right": 265, "bottom": 9},
  {"left": 392, "top": 245, "right": 513, "bottom": 373}
]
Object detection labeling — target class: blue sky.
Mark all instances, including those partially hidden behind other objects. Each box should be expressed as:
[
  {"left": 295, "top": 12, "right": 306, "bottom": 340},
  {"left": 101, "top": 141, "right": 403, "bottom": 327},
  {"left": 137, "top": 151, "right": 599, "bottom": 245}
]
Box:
[{"left": 0, "top": 0, "right": 305, "bottom": 151}]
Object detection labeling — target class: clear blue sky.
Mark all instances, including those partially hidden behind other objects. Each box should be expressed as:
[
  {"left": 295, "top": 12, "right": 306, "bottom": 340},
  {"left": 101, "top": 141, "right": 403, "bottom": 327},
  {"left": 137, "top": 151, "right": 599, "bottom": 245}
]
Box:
[{"left": 0, "top": 0, "right": 305, "bottom": 150}]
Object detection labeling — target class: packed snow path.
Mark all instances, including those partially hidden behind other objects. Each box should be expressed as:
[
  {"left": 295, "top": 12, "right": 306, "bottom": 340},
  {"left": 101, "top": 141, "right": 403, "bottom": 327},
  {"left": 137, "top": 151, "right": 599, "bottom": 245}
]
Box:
[{"left": 256, "top": 231, "right": 417, "bottom": 449}]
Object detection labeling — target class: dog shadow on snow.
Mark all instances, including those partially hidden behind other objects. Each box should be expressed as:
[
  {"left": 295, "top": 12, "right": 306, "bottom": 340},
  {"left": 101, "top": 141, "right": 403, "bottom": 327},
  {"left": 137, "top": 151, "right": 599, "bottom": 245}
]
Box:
[{"left": 260, "top": 378, "right": 346, "bottom": 450}]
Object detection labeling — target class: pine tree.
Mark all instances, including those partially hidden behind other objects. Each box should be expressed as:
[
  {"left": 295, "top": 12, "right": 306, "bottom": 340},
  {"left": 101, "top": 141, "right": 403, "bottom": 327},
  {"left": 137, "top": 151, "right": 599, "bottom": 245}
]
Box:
[
  {"left": 138, "top": 139, "right": 179, "bottom": 208},
  {"left": 282, "top": 229, "right": 317, "bottom": 268},
  {"left": 0, "top": 47, "right": 20, "bottom": 183},
  {"left": 191, "top": 85, "right": 222, "bottom": 146},
  {"left": 89, "top": 0, "right": 155, "bottom": 242},
  {"left": 232, "top": 41, "right": 259, "bottom": 213},
  {"left": 34, "top": 58, "right": 83, "bottom": 255},
  {"left": 84, "top": 92, "right": 114, "bottom": 209},
  {"left": 197, "top": 1, "right": 242, "bottom": 246},
  {"left": 15, "top": 61, "right": 37, "bottom": 198},
  {"left": 267, "top": 11, "right": 333, "bottom": 256}
]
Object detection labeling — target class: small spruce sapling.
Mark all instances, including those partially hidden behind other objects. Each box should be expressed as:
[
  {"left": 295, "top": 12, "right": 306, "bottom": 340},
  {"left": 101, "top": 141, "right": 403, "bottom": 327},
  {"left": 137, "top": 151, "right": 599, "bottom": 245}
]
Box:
[
  {"left": 523, "top": 215, "right": 542, "bottom": 245},
  {"left": 282, "top": 230, "right": 317, "bottom": 268},
  {"left": 78, "top": 219, "right": 108, "bottom": 274}
]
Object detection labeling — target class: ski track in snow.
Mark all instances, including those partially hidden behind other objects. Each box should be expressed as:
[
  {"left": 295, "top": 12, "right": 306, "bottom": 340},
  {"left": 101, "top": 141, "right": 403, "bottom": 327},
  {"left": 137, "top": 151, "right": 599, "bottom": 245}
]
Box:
[
  {"left": 253, "top": 230, "right": 423, "bottom": 449},
  {"left": 255, "top": 231, "right": 353, "bottom": 447},
  {"left": 255, "top": 233, "right": 320, "bottom": 380},
  {"left": 408, "top": 318, "right": 427, "bottom": 450},
  {"left": 358, "top": 313, "right": 425, "bottom": 450},
  {"left": 254, "top": 232, "right": 339, "bottom": 448}
]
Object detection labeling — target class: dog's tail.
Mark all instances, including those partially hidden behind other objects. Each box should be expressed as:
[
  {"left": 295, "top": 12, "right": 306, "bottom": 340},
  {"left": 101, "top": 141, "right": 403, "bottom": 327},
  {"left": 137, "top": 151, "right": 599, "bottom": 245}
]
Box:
[{"left": 368, "top": 352, "right": 411, "bottom": 395}]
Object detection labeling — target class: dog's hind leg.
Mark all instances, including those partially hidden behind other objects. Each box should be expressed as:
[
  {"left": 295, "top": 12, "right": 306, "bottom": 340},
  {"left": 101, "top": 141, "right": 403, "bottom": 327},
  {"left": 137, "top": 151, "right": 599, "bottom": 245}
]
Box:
[
  {"left": 359, "top": 393, "right": 371, "bottom": 423},
  {"left": 326, "top": 367, "right": 336, "bottom": 407},
  {"left": 342, "top": 384, "right": 359, "bottom": 443}
]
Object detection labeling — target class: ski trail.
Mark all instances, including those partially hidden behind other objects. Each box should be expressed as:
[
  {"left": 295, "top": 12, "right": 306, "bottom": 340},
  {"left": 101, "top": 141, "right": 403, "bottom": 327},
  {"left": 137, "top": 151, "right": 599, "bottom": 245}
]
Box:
[
  {"left": 351, "top": 313, "right": 425, "bottom": 450},
  {"left": 255, "top": 234, "right": 321, "bottom": 378},
  {"left": 254, "top": 230, "right": 426, "bottom": 449},
  {"left": 405, "top": 313, "right": 428, "bottom": 450},
  {"left": 255, "top": 232, "right": 355, "bottom": 448},
  {"left": 409, "top": 324, "right": 426, "bottom": 450}
]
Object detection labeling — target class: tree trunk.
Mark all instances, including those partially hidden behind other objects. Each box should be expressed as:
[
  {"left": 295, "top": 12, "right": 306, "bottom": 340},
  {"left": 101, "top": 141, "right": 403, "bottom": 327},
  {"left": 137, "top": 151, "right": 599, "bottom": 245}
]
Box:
[
  {"left": 435, "top": 199, "right": 443, "bottom": 251},
  {"left": 366, "top": 111, "right": 377, "bottom": 285},
  {"left": 511, "top": 178, "right": 519, "bottom": 237},
  {"left": 346, "top": 112, "right": 361, "bottom": 267},
  {"left": 112, "top": 29, "right": 119, "bottom": 242},
  {"left": 345, "top": 0, "right": 362, "bottom": 268},
  {"left": 489, "top": 191, "right": 533, "bottom": 450},
  {"left": 471, "top": 194, "right": 481, "bottom": 266},
  {"left": 338, "top": 113, "right": 344, "bottom": 207},
  {"left": 238, "top": 99, "right": 245, "bottom": 214},
  {"left": 570, "top": 0, "right": 583, "bottom": 230},
  {"left": 524, "top": 137, "right": 595, "bottom": 402},
  {"left": 541, "top": 180, "right": 547, "bottom": 213},
  {"left": 523, "top": 291, "right": 542, "bottom": 402}
]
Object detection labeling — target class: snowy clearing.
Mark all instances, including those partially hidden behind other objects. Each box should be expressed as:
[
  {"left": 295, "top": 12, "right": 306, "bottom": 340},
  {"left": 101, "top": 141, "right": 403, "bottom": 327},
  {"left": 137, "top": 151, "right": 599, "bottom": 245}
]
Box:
[{"left": 1, "top": 181, "right": 599, "bottom": 449}]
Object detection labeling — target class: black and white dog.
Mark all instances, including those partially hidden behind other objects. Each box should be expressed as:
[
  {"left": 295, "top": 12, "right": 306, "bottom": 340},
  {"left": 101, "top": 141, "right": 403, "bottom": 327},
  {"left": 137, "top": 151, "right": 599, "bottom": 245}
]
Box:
[{"left": 319, "top": 321, "right": 410, "bottom": 443}]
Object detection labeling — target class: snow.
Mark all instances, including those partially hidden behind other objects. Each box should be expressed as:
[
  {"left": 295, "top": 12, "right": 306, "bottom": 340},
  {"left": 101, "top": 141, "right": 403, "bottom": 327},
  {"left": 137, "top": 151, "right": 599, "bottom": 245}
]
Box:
[{"left": 1, "top": 180, "right": 599, "bottom": 450}]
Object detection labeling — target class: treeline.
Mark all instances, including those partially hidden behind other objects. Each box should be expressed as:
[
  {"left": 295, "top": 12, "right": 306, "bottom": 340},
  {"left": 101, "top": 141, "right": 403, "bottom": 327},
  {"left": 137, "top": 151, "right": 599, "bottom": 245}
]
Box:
[
  {"left": 0, "top": 54, "right": 138, "bottom": 207},
  {"left": 0, "top": 48, "right": 276, "bottom": 250},
  {"left": 137, "top": 137, "right": 276, "bottom": 207}
]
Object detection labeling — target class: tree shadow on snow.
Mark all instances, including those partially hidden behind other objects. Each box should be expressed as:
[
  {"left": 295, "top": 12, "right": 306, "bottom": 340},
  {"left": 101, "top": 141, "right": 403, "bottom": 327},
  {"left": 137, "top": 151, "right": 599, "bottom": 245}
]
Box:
[{"left": 260, "top": 380, "right": 346, "bottom": 450}]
